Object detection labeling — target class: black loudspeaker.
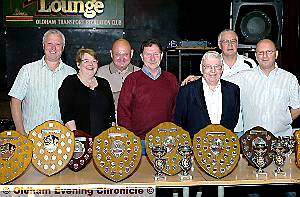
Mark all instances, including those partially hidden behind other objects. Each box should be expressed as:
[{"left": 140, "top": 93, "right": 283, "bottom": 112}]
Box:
[{"left": 231, "top": 0, "right": 283, "bottom": 49}]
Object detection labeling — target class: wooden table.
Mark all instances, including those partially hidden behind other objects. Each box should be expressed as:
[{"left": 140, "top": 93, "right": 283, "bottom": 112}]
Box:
[{"left": 6, "top": 155, "right": 300, "bottom": 197}]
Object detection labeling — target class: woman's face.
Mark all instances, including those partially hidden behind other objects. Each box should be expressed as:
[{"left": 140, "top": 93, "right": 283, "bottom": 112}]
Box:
[{"left": 78, "top": 53, "right": 98, "bottom": 77}]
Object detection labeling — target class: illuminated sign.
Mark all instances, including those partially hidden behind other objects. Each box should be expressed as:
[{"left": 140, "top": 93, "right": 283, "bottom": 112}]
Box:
[{"left": 4, "top": 0, "right": 124, "bottom": 28}]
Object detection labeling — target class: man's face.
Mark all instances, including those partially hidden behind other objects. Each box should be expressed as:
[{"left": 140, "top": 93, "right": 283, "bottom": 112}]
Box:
[
  {"left": 219, "top": 32, "right": 238, "bottom": 57},
  {"left": 111, "top": 41, "right": 133, "bottom": 71},
  {"left": 202, "top": 58, "right": 223, "bottom": 86},
  {"left": 255, "top": 40, "right": 277, "bottom": 71},
  {"left": 141, "top": 44, "right": 162, "bottom": 70},
  {"left": 43, "top": 34, "right": 64, "bottom": 62}
]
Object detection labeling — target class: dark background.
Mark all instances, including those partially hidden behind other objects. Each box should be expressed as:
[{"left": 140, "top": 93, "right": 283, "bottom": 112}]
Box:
[{"left": 0, "top": 0, "right": 299, "bottom": 89}]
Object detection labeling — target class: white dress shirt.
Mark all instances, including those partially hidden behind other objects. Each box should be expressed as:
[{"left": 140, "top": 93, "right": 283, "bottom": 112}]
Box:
[{"left": 202, "top": 78, "right": 222, "bottom": 124}]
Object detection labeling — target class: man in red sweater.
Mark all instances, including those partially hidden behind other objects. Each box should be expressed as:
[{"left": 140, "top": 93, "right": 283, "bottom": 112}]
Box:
[{"left": 117, "top": 39, "right": 179, "bottom": 145}]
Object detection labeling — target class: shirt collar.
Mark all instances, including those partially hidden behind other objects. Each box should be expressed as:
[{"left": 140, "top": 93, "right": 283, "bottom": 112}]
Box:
[
  {"left": 256, "top": 62, "right": 279, "bottom": 77},
  {"left": 202, "top": 77, "right": 221, "bottom": 92},
  {"left": 42, "top": 56, "right": 63, "bottom": 72},
  {"left": 142, "top": 66, "right": 161, "bottom": 80},
  {"left": 108, "top": 62, "right": 135, "bottom": 74}
]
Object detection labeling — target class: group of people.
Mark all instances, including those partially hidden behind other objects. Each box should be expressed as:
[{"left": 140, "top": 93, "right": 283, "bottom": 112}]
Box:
[
  {"left": 8, "top": 29, "right": 179, "bottom": 144},
  {"left": 8, "top": 27, "right": 299, "bottom": 197},
  {"left": 9, "top": 28, "right": 300, "bottom": 143}
]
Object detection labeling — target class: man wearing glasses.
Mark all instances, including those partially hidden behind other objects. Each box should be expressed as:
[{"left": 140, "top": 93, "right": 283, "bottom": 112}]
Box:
[
  {"left": 175, "top": 51, "right": 240, "bottom": 137},
  {"left": 229, "top": 39, "right": 300, "bottom": 137},
  {"left": 218, "top": 29, "right": 257, "bottom": 80}
]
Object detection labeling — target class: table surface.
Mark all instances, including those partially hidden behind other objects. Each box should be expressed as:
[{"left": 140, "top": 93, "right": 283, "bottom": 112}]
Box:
[{"left": 11, "top": 154, "right": 300, "bottom": 187}]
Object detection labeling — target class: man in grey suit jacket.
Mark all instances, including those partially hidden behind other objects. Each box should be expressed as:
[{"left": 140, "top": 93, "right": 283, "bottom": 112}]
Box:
[{"left": 175, "top": 51, "right": 240, "bottom": 137}]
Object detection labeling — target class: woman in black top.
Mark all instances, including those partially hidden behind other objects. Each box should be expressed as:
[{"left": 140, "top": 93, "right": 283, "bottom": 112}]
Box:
[{"left": 58, "top": 48, "right": 115, "bottom": 137}]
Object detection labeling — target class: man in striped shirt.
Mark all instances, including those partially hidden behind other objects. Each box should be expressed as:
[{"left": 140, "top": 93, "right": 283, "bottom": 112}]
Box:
[
  {"left": 8, "top": 29, "right": 76, "bottom": 135},
  {"left": 229, "top": 39, "right": 300, "bottom": 136}
]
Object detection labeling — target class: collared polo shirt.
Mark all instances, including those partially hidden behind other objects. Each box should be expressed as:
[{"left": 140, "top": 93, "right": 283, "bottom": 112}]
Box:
[
  {"left": 222, "top": 53, "right": 257, "bottom": 80},
  {"left": 8, "top": 57, "right": 76, "bottom": 133},
  {"left": 96, "top": 62, "right": 140, "bottom": 109}
]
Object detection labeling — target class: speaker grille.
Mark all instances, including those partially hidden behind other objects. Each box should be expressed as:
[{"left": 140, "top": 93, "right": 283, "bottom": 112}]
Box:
[{"left": 232, "top": 1, "right": 282, "bottom": 48}]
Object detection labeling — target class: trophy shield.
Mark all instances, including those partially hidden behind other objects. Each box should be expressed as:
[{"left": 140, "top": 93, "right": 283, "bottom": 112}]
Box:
[
  {"left": 193, "top": 124, "right": 240, "bottom": 179},
  {"left": 294, "top": 130, "right": 300, "bottom": 168},
  {"left": 28, "top": 120, "right": 75, "bottom": 176},
  {"left": 240, "top": 126, "right": 276, "bottom": 176},
  {"left": 145, "top": 122, "right": 192, "bottom": 176},
  {"left": 68, "top": 130, "right": 93, "bottom": 172},
  {"left": 0, "top": 130, "right": 32, "bottom": 184},
  {"left": 93, "top": 126, "right": 142, "bottom": 182}
]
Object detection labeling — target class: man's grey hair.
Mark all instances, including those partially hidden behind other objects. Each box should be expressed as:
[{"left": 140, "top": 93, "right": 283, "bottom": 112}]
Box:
[
  {"left": 42, "top": 29, "right": 65, "bottom": 47},
  {"left": 217, "top": 29, "right": 238, "bottom": 43},
  {"left": 200, "top": 51, "right": 223, "bottom": 74}
]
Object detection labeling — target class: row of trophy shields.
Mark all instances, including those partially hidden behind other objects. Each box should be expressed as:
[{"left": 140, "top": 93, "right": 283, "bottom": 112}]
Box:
[{"left": 1, "top": 119, "right": 300, "bottom": 184}]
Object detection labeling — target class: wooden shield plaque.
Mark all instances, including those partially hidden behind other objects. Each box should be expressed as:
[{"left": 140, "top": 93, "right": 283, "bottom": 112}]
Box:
[
  {"left": 145, "top": 122, "right": 192, "bottom": 176},
  {"left": 28, "top": 120, "right": 75, "bottom": 176},
  {"left": 193, "top": 124, "right": 240, "bottom": 179},
  {"left": 240, "top": 126, "right": 276, "bottom": 169},
  {"left": 68, "top": 130, "right": 93, "bottom": 172},
  {"left": 0, "top": 130, "right": 32, "bottom": 184},
  {"left": 294, "top": 130, "right": 300, "bottom": 168},
  {"left": 93, "top": 126, "right": 142, "bottom": 182}
]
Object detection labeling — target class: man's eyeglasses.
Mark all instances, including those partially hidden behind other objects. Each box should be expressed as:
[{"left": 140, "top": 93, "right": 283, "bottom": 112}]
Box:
[
  {"left": 220, "top": 39, "right": 237, "bottom": 45},
  {"left": 203, "top": 64, "right": 222, "bottom": 71},
  {"left": 82, "top": 59, "right": 98, "bottom": 64},
  {"left": 256, "top": 50, "right": 275, "bottom": 56}
]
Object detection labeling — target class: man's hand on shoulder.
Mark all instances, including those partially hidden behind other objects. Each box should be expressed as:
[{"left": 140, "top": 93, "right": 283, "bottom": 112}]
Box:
[{"left": 181, "top": 75, "right": 200, "bottom": 86}]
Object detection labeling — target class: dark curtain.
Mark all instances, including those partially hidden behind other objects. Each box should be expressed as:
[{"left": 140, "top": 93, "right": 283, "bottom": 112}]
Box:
[{"left": 280, "top": 0, "right": 300, "bottom": 78}]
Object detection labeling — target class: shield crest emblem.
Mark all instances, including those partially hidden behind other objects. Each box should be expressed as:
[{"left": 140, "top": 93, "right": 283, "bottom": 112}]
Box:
[
  {"left": 193, "top": 124, "right": 240, "bottom": 179},
  {"left": 93, "top": 126, "right": 142, "bottom": 182},
  {"left": 145, "top": 122, "right": 192, "bottom": 176},
  {"left": 68, "top": 130, "right": 93, "bottom": 172},
  {"left": 0, "top": 130, "right": 32, "bottom": 184},
  {"left": 28, "top": 120, "right": 75, "bottom": 176},
  {"left": 240, "top": 126, "right": 276, "bottom": 169},
  {"left": 294, "top": 130, "right": 300, "bottom": 168}
]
